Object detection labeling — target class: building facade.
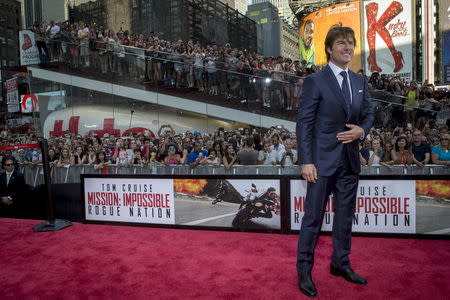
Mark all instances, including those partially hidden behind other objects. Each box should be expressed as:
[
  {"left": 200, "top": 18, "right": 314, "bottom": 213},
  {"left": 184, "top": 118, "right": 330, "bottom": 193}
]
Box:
[
  {"left": 247, "top": 1, "right": 298, "bottom": 60},
  {"left": 251, "top": 0, "right": 295, "bottom": 24},
  {"left": 69, "top": 0, "right": 257, "bottom": 52},
  {"left": 17, "top": 0, "right": 66, "bottom": 29},
  {"left": 280, "top": 17, "right": 298, "bottom": 60},
  {"left": 221, "top": 0, "right": 248, "bottom": 15},
  {"left": 247, "top": 2, "right": 280, "bottom": 58},
  {"left": 0, "top": 0, "right": 21, "bottom": 68}
]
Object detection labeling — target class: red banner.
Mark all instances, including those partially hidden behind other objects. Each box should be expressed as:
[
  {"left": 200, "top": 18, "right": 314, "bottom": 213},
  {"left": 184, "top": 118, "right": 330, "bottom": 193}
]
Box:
[{"left": 0, "top": 144, "right": 39, "bottom": 151}]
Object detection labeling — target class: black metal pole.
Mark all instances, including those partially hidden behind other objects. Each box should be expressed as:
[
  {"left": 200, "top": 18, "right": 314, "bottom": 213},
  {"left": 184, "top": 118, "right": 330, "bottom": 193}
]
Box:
[
  {"left": 40, "top": 139, "right": 55, "bottom": 222},
  {"left": 33, "top": 139, "right": 72, "bottom": 232}
]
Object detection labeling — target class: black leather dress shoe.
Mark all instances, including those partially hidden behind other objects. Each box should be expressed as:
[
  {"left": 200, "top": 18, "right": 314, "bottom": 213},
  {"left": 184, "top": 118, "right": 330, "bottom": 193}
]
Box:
[
  {"left": 330, "top": 265, "right": 367, "bottom": 285},
  {"left": 298, "top": 273, "right": 317, "bottom": 298}
]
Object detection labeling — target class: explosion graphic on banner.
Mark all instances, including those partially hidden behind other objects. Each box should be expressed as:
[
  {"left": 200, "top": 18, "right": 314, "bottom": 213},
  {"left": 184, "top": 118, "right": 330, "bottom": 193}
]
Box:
[
  {"left": 174, "top": 179, "right": 208, "bottom": 195},
  {"left": 416, "top": 180, "right": 450, "bottom": 200}
]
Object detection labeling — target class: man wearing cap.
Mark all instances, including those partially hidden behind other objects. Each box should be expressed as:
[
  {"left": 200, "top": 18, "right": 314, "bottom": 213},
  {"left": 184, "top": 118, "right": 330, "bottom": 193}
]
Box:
[{"left": 0, "top": 158, "right": 26, "bottom": 217}]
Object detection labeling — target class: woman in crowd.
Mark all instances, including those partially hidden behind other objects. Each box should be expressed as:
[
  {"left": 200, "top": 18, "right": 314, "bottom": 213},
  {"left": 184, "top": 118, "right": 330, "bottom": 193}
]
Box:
[
  {"left": 47, "top": 148, "right": 59, "bottom": 167},
  {"left": 31, "top": 149, "right": 42, "bottom": 165},
  {"left": 367, "top": 139, "right": 384, "bottom": 166},
  {"left": 87, "top": 146, "right": 97, "bottom": 165},
  {"left": 284, "top": 61, "right": 296, "bottom": 111},
  {"left": 115, "top": 147, "right": 130, "bottom": 167},
  {"left": 212, "top": 142, "right": 223, "bottom": 161},
  {"left": 380, "top": 141, "right": 395, "bottom": 166},
  {"left": 131, "top": 149, "right": 146, "bottom": 167},
  {"left": 73, "top": 145, "right": 87, "bottom": 165},
  {"left": 200, "top": 149, "right": 220, "bottom": 166},
  {"left": 16, "top": 149, "right": 31, "bottom": 165},
  {"left": 163, "top": 145, "right": 182, "bottom": 166},
  {"left": 404, "top": 82, "right": 419, "bottom": 126},
  {"left": 93, "top": 151, "right": 111, "bottom": 171},
  {"left": 431, "top": 134, "right": 450, "bottom": 165},
  {"left": 141, "top": 139, "right": 156, "bottom": 161},
  {"left": 222, "top": 144, "right": 237, "bottom": 170},
  {"left": 57, "top": 148, "right": 74, "bottom": 167},
  {"left": 391, "top": 136, "right": 414, "bottom": 165}
]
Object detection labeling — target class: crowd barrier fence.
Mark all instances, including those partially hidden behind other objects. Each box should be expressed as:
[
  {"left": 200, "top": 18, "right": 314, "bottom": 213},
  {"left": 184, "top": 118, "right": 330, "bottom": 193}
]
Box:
[{"left": 16, "top": 164, "right": 450, "bottom": 187}]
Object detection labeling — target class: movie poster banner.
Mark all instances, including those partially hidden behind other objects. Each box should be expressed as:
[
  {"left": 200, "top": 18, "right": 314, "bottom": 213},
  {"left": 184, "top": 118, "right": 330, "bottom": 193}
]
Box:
[
  {"left": 84, "top": 178, "right": 175, "bottom": 224},
  {"left": 416, "top": 180, "right": 450, "bottom": 235},
  {"left": 441, "top": 0, "right": 450, "bottom": 84},
  {"left": 5, "top": 78, "right": 19, "bottom": 113},
  {"left": 290, "top": 180, "right": 416, "bottom": 233},
  {"left": 299, "top": 1, "right": 362, "bottom": 71},
  {"left": 363, "top": 0, "right": 413, "bottom": 79},
  {"left": 174, "top": 179, "right": 281, "bottom": 230},
  {"left": 19, "top": 30, "right": 40, "bottom": 66}
]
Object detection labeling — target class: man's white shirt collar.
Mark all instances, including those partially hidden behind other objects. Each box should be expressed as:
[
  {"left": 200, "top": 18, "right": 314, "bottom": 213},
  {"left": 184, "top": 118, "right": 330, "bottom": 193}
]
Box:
[{"left": 328, "top": 61, "right": 349, "bottom": 78}]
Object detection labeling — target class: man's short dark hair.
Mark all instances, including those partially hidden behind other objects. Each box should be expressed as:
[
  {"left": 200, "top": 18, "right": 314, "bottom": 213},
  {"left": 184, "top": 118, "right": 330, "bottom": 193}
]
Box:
[
  {"left": 245, "top": 136, "right": 254, "bottom": 147},
  {"left": 324, "top": 26, "right": 356, "bottom": 62},
  {"left": 2, "top": 158, "right": 14, "bottom": 168},
  {"left": 303, "top": 19, "right": 314, "bottom": 30}
]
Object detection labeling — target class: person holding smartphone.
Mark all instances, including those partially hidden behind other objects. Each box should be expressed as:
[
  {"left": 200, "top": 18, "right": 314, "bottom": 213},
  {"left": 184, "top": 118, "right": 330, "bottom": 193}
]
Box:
[{"left": 187, "top": 142, "right": 208, "bottom": 168}]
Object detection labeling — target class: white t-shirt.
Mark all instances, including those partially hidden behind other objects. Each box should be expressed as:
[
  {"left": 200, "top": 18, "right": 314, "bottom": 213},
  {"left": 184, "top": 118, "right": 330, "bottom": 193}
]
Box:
[
  {"left": 270, "top": 143, "right": 285, "bottom": 153},
  {"left": 206, "top": 60, "right": 217, "bottom": 73},
  {"left": 194, "top": 53, "right": 204, "bottom": 67},
  {"left": 369, "top": 151, "right": 381, "bottom": 165},
  {"left": 78, "top": 28, "right": 89, "bottom": 39},
  {"left": 47, "top": 25, "right": 60, "bottom": 37},
  {"left": 258, "top": 150, "right": 277, "bottom": 165},
  {"left": 204, "top": 156, "right": 220, "bottom": 165},
  {"left": 277, "top": 149, "right": 297, "bottom": 166}
]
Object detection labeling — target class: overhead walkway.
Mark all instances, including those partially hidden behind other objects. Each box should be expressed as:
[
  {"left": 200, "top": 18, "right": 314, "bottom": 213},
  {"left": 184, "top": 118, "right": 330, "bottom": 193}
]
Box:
[{"left": 28, "top": 65, "right": 297, "bottom": 131}]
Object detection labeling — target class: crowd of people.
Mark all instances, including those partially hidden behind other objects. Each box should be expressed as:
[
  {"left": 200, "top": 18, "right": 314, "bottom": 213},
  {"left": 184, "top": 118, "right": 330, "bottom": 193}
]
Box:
[
  {"left": 0, "top": 20, "right": 444, "bottom": 171},
  {"left": 1, "top": 120, "right": 449, "bottom": 172},
  {"left": 30, "top": 20, "right": 450, "bottom": 127}
]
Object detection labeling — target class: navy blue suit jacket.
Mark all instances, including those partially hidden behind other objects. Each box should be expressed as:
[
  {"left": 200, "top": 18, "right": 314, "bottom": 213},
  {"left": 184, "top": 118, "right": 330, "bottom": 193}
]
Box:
[{"left": 296, "top": 65, "right": 374, "bottom": 176}]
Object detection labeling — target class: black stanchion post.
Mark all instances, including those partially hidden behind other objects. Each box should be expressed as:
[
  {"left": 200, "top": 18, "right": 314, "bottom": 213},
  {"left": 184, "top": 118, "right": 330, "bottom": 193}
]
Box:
[{"left": 33, "top": 139, "right": 72, "bottom": 232}]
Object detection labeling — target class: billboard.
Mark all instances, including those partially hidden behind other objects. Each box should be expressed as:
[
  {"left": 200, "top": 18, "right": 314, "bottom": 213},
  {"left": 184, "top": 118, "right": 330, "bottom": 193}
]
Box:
[
  {"left": 291, "top": 180, "right": 416, "bottom": 233},
  {"left": 299, "top": 1, "right": 362, "bottom": 71},
  {"left": 5, "top": 78, "right": 19, "bottom": 113},
  {"left": 173, "top": 179, "right": 281, "bottom": 229},
  {"left": 441, "top": 0, "right": 450, "bottom": 84},
  {"left": 84, "top": 178, "right": 176, "bottom": 224},
  {"left": 20, "top": 94, "right": 39, "bottom": 113},
  {"left": 363, "top": 0, "right": 413, "bottom": 79},
  {"left": 19, "top": 30, "right": 40, "bottom": 66}
]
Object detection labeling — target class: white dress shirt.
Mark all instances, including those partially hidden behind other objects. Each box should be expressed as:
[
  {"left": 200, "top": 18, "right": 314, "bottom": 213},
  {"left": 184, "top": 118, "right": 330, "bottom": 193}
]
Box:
[
  {"left": 328, "top": 61, "right": 366, "bottom": 138},
  {"left": 328, "top": 61, "right": 352, "bottom": 103},
  {"left": 6, "top": 171, "right": 13, "bottom": 185}
]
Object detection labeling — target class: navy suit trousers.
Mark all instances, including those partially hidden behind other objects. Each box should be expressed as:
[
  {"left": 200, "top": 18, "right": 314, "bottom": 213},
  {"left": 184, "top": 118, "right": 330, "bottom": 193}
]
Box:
[{"left": 297, "top": 150, "right": 359, "bottom": 277}]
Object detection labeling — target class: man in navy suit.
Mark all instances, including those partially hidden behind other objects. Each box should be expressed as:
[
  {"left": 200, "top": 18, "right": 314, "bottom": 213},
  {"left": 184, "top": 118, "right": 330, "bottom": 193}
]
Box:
[
  {"left": 296, "top": 27, "right": 374, "bottom": 297},
  {"left": 0, "top": 158, "right": 26, "bottom": 217}
]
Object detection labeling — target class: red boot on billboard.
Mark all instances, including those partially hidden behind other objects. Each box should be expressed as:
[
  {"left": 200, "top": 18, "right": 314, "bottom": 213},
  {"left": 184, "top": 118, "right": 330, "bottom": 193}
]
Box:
[
  {"left": 373, "top": 1, "right": 404, "bottom": 73},
  {"left": 392, "top": 50, "right": 405, "bottom": 73},
  {"left": 366, "top": 2, "right": 382, "bottom": 72}
]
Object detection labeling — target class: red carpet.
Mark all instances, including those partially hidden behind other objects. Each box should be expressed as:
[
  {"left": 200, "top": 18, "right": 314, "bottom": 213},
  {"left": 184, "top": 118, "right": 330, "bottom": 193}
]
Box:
[{"left": 0, "top": 218, "right": 448, "bottom": 299}]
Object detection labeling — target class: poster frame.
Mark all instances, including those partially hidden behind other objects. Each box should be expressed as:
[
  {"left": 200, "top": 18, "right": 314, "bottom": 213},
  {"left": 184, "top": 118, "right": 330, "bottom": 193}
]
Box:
[{"left": 80, "top": 174, "right": 288, "bottom": 234}]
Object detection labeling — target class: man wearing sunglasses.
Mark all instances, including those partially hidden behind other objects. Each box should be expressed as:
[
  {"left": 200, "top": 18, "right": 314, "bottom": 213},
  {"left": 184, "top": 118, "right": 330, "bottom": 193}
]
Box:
[{"left": 0, "top": 158, "right": 25, "bottom": 217}]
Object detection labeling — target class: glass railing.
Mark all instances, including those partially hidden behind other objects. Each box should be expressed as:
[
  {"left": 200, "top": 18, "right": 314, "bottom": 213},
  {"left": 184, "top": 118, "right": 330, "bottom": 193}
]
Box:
[{"left": 30, "top": 39, "right": 445, "bottom": 128}]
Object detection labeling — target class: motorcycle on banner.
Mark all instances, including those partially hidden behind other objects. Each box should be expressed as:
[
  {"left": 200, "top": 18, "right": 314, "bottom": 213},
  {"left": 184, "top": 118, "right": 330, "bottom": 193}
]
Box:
[{"left": 232, "top": 185, "right": 280, "bottom": 227}]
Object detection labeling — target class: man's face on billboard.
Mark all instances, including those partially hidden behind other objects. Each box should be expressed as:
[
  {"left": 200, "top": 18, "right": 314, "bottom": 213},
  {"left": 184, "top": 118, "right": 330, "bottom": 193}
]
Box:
[{"left": 303, "top": 22, "right": 314, "bottom": 48}]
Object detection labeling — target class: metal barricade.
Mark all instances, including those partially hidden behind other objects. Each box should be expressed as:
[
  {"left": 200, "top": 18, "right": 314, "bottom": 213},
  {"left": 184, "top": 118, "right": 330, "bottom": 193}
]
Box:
[{"left": 16, "top": 164, "right": 450, "bottom": 187}]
